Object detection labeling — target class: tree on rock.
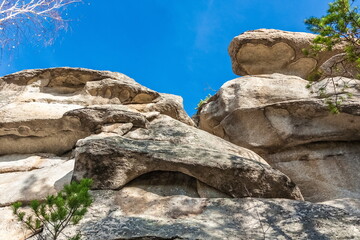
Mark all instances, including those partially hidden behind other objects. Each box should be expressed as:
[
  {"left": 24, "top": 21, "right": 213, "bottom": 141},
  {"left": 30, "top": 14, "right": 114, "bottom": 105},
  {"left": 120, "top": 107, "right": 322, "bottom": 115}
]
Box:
[
  {"left": 305, "top": 0, "right": 360, "bottom": 113},
  {"left": 0, "top": 0, "right": 80, "bottom": 49},
  {"left": 12, "top": 178, "right": 93, "bottom": 240},
  {"left": 306, "top": 0, "right": 360, "bottom": 67}
]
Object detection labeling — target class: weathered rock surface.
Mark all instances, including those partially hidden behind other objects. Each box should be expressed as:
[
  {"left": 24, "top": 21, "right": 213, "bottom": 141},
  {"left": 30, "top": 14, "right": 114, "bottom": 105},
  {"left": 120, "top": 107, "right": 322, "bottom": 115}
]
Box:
[
  {"left": 229, "top": 29, "right": 343, "bottom": 78},
  {"left": 198, "top": 74, "right": 360, "bottom": 152},
  {"left": 0, "top": 68, "right": 198, "bottom": 240},
  {"left": 73, "top": 115, "right": 303, "bottom": 200},
  {"left": 0, "top": 156, "right": 74, "bottom": 206},
  {"left": 321, "top": 198, "right": 360, "bottom": 217},
  {"left": 0, "top": 67, "right": 193, "bottom": 155},
  {"left": 0, "top": 154, "right": 65, "bottom": 173},
  {"left": 268, "top": 142, "right": 360, "bottom": 202},
  {"left": 197, "top": 73, "right": 360, "bottom": 202},
  {"left": 0, "top": 206, "right": 34, "bottom": 240},
  {"left": 55, "top": 190, "right": 360, "bottom": 240},
  {"left": 0, "top": 154, "right": 73, "bottom": 237},
  {"left": 2, "top": 65, "right": 358, "bottom": 240},
  {"left": 319, "top": 53, "right": 359, "bottom": 79}
]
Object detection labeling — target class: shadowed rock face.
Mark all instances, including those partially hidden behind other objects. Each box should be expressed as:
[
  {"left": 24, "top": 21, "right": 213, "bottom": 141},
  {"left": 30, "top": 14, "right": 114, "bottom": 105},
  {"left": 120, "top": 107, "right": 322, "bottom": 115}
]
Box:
[
  {"left": 115, "top": 171, "right": 230, "bottom": 217},
  {"left": 228, "top": 29, "right": 344, "bottom": 79}
]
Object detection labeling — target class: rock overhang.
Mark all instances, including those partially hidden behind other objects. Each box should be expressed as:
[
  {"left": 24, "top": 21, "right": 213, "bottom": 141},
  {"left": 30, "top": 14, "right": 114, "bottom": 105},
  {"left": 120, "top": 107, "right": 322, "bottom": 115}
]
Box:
[{"left": 229, "top": 29, "right": 346, "bottom": 79}]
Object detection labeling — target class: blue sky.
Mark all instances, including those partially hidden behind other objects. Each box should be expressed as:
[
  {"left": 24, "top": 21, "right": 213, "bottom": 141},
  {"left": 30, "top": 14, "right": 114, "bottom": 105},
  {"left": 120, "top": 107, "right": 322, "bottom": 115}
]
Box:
[{"left": 1, "top": 0, "right": 331, "bottom": 115}]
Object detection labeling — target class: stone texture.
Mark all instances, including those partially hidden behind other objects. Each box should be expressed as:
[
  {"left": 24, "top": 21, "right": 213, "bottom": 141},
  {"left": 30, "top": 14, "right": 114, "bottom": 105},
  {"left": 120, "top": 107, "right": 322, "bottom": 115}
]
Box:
[
  {"left": 196, "top": 73, "right": 311, "bottom": 141},
  {"left": 0, "top": 110, "right": 89, "bottom": 155},
  {"left": 118, "top": 171, "right": 230, "bottom": 200},
  {"left": 72, "top": 114, "right": 302, "bottom": 200},
  {"left": 124, "top": 115, "right": 269, "bottom": 163},
  {"left": 64, "top": 105, "right": 150, "bottom": 132},
  {"left": 127, "top": 93, "right": 194, "bottom": 126},
  {"left": 0, "top": 158, "right": 74, "bottom": 206},
  {"left": 0, "top": 67, "right": 194, "bottom": 155},
  {"left": 0, "top": 154, "right": 74, "bottom": 239},
  {"left": 229, "top": 29, "right": 343, "bottom": 78},
  {"left": 197, "top": 73, "right": 360, "bottom": 202},
  {"left": 267, "top": 142, "right": 360, "bottom": 202},
  {"left": 321, "top": 198, "right": 360, "bottom": 217},
  {"left": 3, "top": 65, "right": 358, "bottom": 239},
  {"left": 0, "top": 154, "right": 64, "bottom": 173},
  {"left": 196, "top": 180, "right": 231, "bottom": 198},
  {"left": 118, "top": 171, "right": 201, "bottom": 200},
  {"left": 0, "top": 206, "right": 34, "bottom": 240},
  {"left": 198, "top": 74, "right": 360, "bottom": 153},
  {"left": 54, "top": 190, "right": 360, "bottom": 240},
  {"left": 0, "top": 68, "right": 198, "bottom": 240},
  {"left": 319, "top": 53, "right": 359, "bottom": 79}
]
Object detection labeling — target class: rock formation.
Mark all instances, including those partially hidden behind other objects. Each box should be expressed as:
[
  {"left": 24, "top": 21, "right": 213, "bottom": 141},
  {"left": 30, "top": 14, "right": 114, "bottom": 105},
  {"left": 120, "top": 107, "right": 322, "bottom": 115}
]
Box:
[
  {"left": 0, "top": 68, "right": 193, "bottom": 156},
  {"left": 58, "top": 192, "right": 360, "bottom": 240},
  {"left": 228, "top": 29, "right": 345, "bottom": 79},
  {"left": 1, "top": 30, "right": 360, "bottom": 239},
  {"left": 72, "top": 114, "right": 302, "bottom": 199},
  {"left": 197, "top": 29, "right": 360, "bottom": 205},
  {"left": 0, "top": 67, "right": 317, "bottom": 240}
]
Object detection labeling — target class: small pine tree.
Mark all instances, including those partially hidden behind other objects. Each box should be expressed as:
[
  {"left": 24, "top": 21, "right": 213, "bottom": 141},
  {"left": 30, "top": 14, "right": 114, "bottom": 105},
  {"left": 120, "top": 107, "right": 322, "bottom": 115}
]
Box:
[
  {"left": 304, "top": 0, "right": 360, "bottom": 113},
  {"left": 12, "top": 178, "right": 93, "bottom": 240},
  {"left": 305, "top": 0, "right": 360, "bottom": 64}
]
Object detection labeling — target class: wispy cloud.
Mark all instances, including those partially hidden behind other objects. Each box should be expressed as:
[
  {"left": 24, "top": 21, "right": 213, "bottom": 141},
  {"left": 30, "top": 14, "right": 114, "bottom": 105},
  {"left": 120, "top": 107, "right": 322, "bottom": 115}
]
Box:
[{"left": 194, "top": 0, "right": 219, "bottom": 52}]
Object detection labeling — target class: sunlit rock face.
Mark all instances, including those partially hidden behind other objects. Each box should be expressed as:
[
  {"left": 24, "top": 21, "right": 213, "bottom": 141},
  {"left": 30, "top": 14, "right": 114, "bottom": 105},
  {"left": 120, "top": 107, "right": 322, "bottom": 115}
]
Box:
[
  {"left": 72, "top": 114, "right": 302, "bottom": 200},
  {"left": 197, "top": 74, "right": 360, "bottom": 152},
  {"left": 197, "top": 74, "right": 360, "bottom": 203},
  {"left": 0, "top": 153, "right": 74, "bottom": 240},
  {"left": 197, "top": 77, "right": 360, "bottom": 202},
  {"left": 228, "top": 29, "right": 345, "bottom": 79},
  {"left": 0, "top": 67, "right": 194, "bottom": 155},
  {"left": 1, "top": 67, "right": 359, "bottom": 240},
  {"left": 198, "top": 29, "right": 360, "bottom": 205},
  {"left": 0, "top": 154, "right": 74, "bottom": 207}
]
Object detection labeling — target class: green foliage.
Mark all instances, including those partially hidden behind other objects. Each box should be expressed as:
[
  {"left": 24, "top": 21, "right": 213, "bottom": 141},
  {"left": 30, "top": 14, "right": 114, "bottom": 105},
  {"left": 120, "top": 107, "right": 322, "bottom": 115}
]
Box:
[
  {"left": 195, "top": 94, "right": 212, "bottom": 110},
  {"left": 305, "top": 0, "right": 360, "bottom": 61},
  {"left": 304, "top": 0, "right": 360, "bottom": 113},
  {"left": 307, "top": 70, "right": 323, "bottom": 82},
  {"left": 12, "top": 178, "right": 93, "bottom": 240}
]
